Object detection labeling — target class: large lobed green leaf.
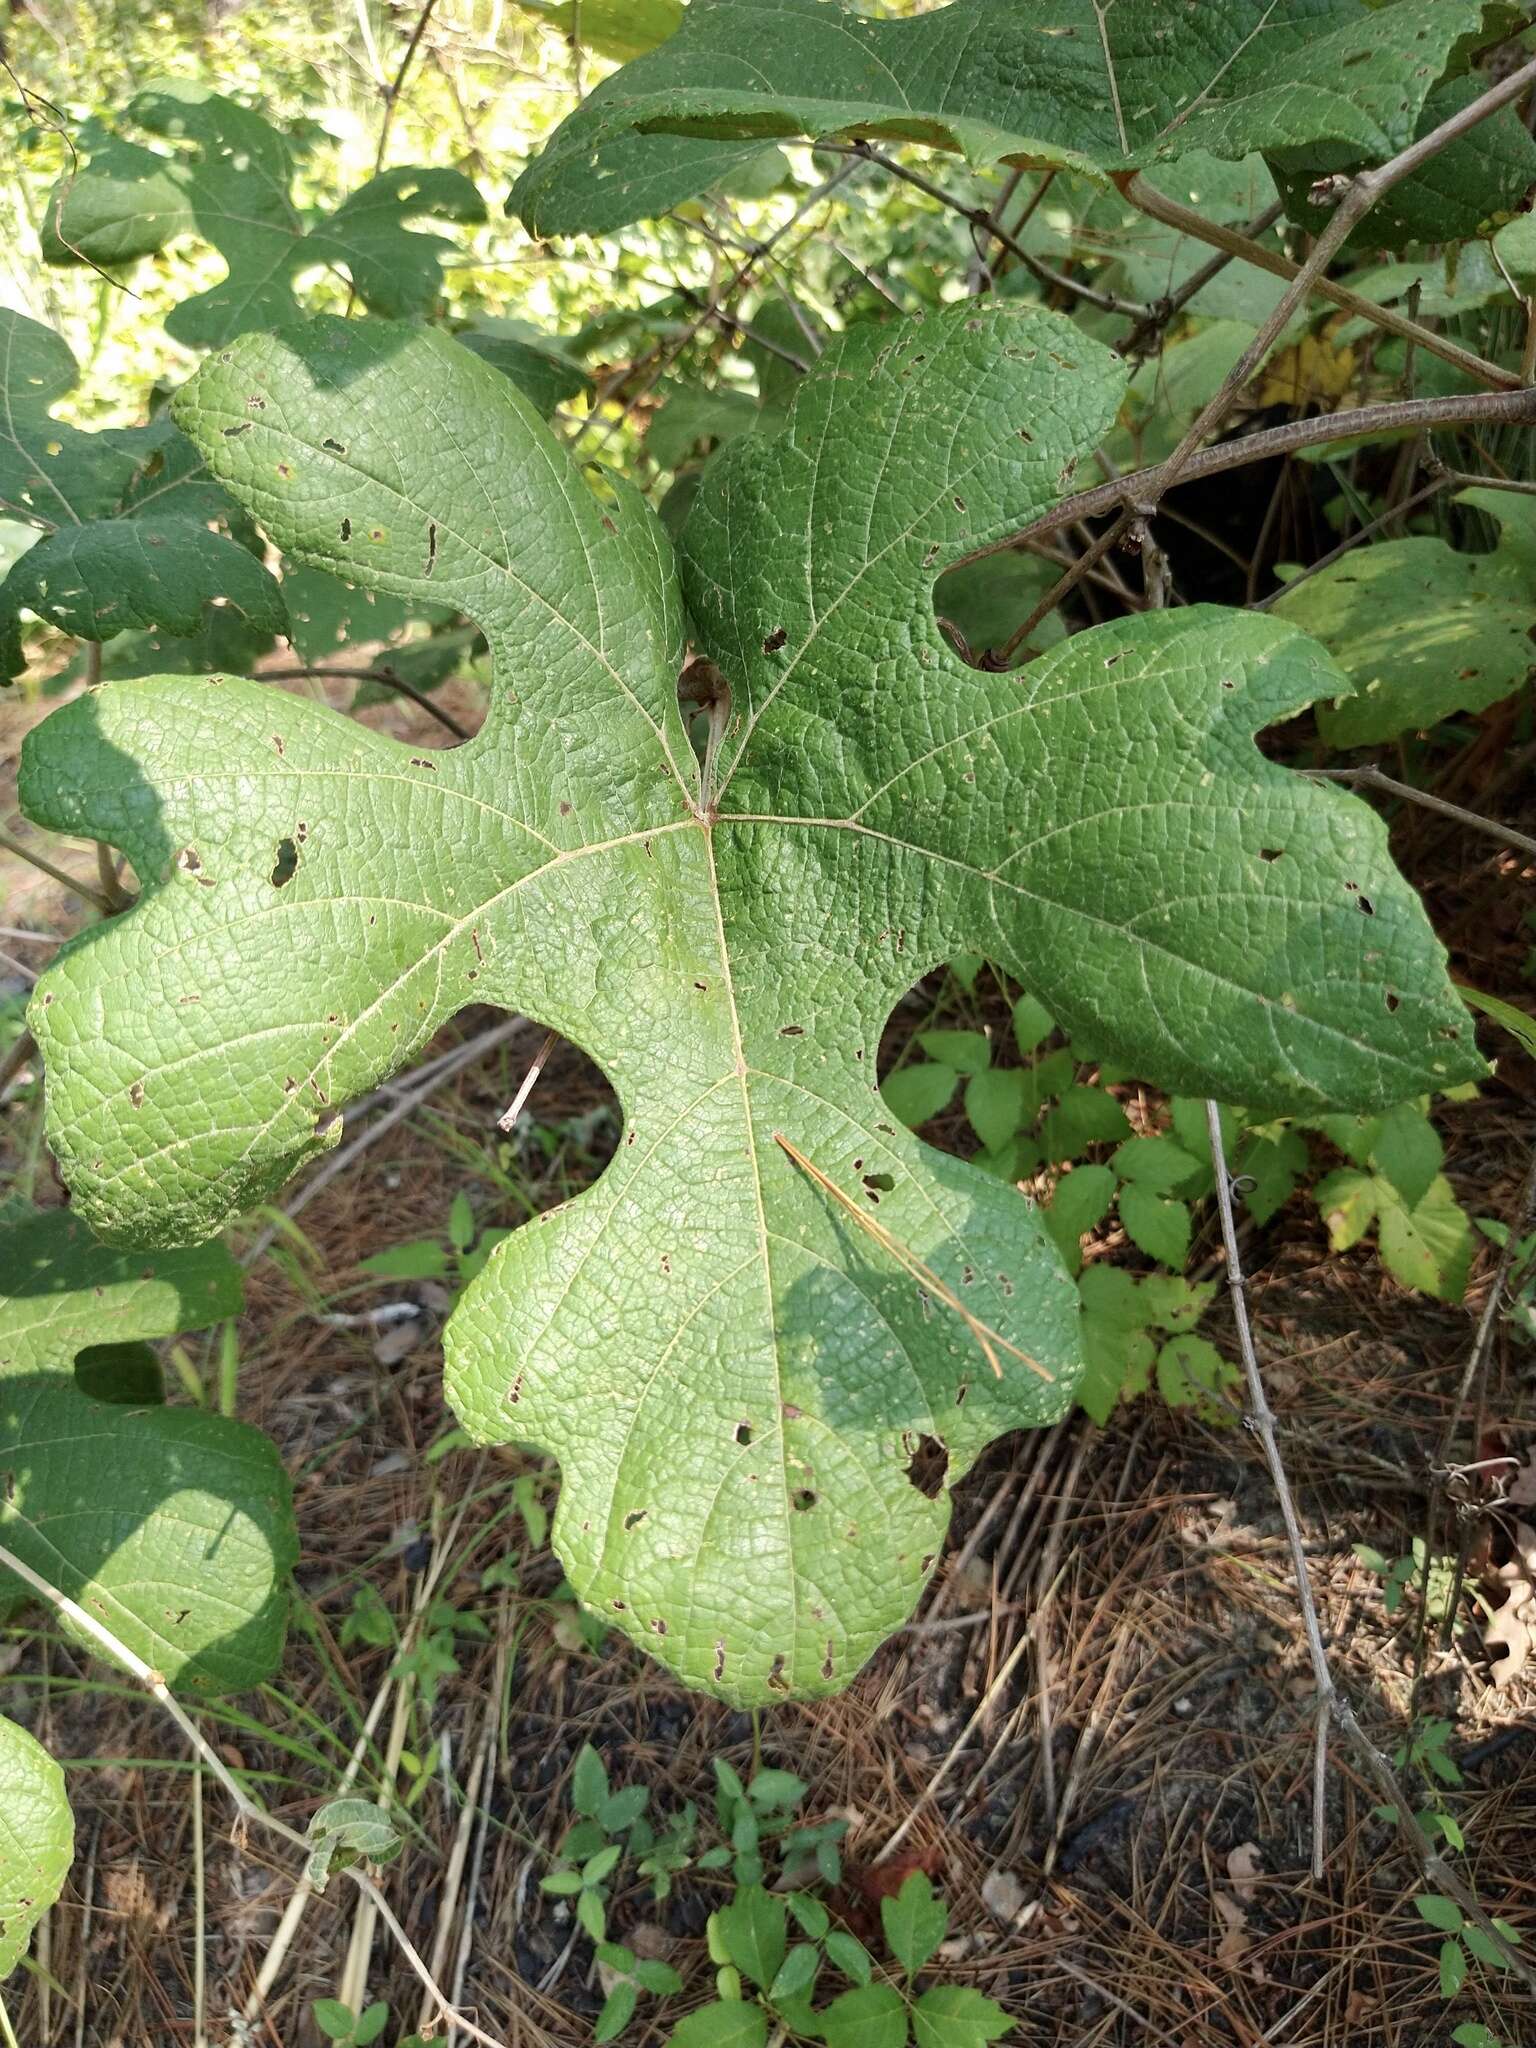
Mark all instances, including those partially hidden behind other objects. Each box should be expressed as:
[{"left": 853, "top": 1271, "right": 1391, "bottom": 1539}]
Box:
[
  {"left": 43, "top": 81, "right": 484, "bottom": 349},
  {"left": 0, "top": 1713, "right": 71, "bottom": 1981},
  {"left": 1274, "top": 489, "right": 1536, "bottom": 746},
  {"left": 0, "top": 1206, "right": 296, "bottom": 1693},
  {"left": 0, "top": 310, "right": 285, "bottom": 679},
  {"left": 511, "top": 0, "right": 1517, "bottom": 238},
  {"left": 22, "top": 304, "right": 1479, "bottom": 1700}
]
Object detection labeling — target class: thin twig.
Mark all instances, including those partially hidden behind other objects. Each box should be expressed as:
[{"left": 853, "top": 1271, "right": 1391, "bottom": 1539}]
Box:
[
  {"left": 1117, "top": 198, "right": 1286, "bottom": 357},
  {"left": 845, "top": 143, "right": 1151, "bottom": 319},
  {"left": 1253, "top": 475, "right": 1451, "bottom": 610},
  {"left": 1202, "top": 1105, "right": 1536, "bottom": 1984},
  {"left": 373, "top": 0, "right": 441, "bottom": 176},
  {"left": 1119, "top": 174, "right": 1519, "bottom": 393},
  {"left": 1307, "top": 765, "right": 1536, "bottom": 863},
  {"left": 259, "top": 664, "right": 471, "bottom": 739},
  {"left": 0, "top": 830, "right": 117, "bottom": 916}
]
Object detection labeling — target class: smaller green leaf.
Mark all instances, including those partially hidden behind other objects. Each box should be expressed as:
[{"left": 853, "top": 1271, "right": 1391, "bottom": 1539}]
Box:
[
  {"left": 911, "top": 1984, "right": 1013, "bottom": 2048},
  {"left": 305, "top": 1800, "right": 402, "bottom": 1892},
  {"left": 1415, "top": 1894, "right": 1465, "bottom": 1935},
  {"left": 448, "top": 1190, "right": 476, "bottom": 1254},
  {"left": 1377, "top": 1176, "right": 1474, "bottom": 1302},
  {"left": 718, "top": 1884, "right": 788, "bottom": 1989},
  {"left": 1492, "top": 1918, "right": 1522, "bottom": 1946},
  {"left": 583, "top": 1843, "right": 623, "bottom": 1885},
  {"left": 313, "top": 2000, "right": 358, "bottom": 2041},
  {"left": 1041, "top": 1165, "right": 1116, "bottom": 1271},
  {"left": 600, "top": 1784, "right": 650, "bottom": 1832},
  {"left": 1452, "top": 2026, "right": 1502, "bottom": 2048},
  {"left": 769, "top": 1942, "right": 820, "bottom": 2003},
  {"left": 597, "top": 1981, "right": 640, "bottom": 2042},
  {"left": 786, "top": 1892, "right": 830, "bottom": 1938},
  {"left": 1439, "top": 1938, "right": 1468, "bottom": 1999},
  {"left": 747, "top": 1769, "right": 806, "bottom": 1812},
  {"left": 1369, "top": 1103, "right": 1442, "bottom": 1211},
  {"left": 826, "top": 1930, "right": 874, "bottom": 1985},
  {"left": 577, "top": 1885, "right": 607, "bottom": 1942},
  {"left": 572, "top": 1743, "right": 610, "bottom": 1818},
  {"left": 667, "top": 2001, "right": 769, "bottom": 2048},
  {"left": 637, "top": 1958, "right": 686, "bottom": 1994},
  {"left": 0, "top": 1713, "right": 73, "bottom": 1980},
  {"left": 965, "top": 1069, "right": 1025, "bottom": 1152},
  {"left": 1041, "top": 1085, "right": 1130, "bottom": 1158},
  {"left": 352, "top": 2003, "right": 389, "bottom": 2047},
  {"left": 881, "top": 1063, "right": 957, "bottom": 1129},
  {"left": 1455, "top": 983, "right": 1536, "bottom": 1062},
  {"left": 1315, "top": 1168, "right": 1380, "bottom": 1251},
  {"left": 1156, "top": 1335, "right": 1239, "bottom": 1424},
  {"left": 819, "top": 1981, "right": 909, "bottom": 2048},
  {"left": 1462, "top": 1924, "right": 1510, "bottom": 1969},
  {"left": 917, "top": 1030, "right": 990, "bottom": 1074},
  {"left": 1118, "top": 1186, "right": 1191, "bottom": 1269},
  {"left": 1236, "top": 1129, "right": 1308, "bottom": 1225},
  {"left": 540, "top": 1869, "right": 586, "bottom": 1896},
  {"left": 1137, "top": 1274, "right": 1215, "bottom": 1335},
  {"left": 1012, "top": 995, "right": 1055, "bottom": 1056},
  {"left": 1111, "top": 1136, "right": 1202, "bottom": 1194},
  {"left": 360, "top": 1240, "right": 451, "bottom": 1281},
  {"left": 881, "top": 1871, "right": 946, "bottom": 1976}
]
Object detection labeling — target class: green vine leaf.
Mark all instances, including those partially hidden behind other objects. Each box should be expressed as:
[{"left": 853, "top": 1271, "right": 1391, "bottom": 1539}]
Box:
[
  {"left": 0, "top": 311, "right": 285, "bottom": 679},
  {"left": 1273, "top": 489, "right": 1536, "bottom": 746},
  {"left": 0, "top": 1712, "right": 72, "bottom": 1981},
  {"left": 43, "top": 81, "right": 484, "bottom": 349},
  {"left": 510, "top": 0, "right": 1512, "bottom": 238},
  {"left": 21, "top": 302, "right": 1479, "bottom": 1701},
  {"left": 0, "top": 1206, "right": 296, "bottom": 1692}
]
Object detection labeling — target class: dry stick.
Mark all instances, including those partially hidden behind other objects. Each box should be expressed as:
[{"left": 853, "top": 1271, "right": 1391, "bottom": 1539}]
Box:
[
  {"left": 951, "top": 384, "right": 1536, "bottom": 574},
  {"left": 997, "top": 57, "right": 1536, "bottom": 656},
  {"left": 495, "top": 1026, "right": 559, "bottom": 1133},
  {"left": 1202, "top": 1106, "right": 1536, "bottom": 1984},
  {"left": 1437, "top": 1144, "right": 1536, "bottom": 1474},
  {"left": 0, "top": 829, "right": 117, "bottom": 916},
  {"left": 372, "top": 0, "right": 441, "bottom": 177},
  {"left": 1306, "top": 764, "right": 1536, "bottom": 864},
  {"left": 1253, "top": 474, "right": 1452, "bottom": 611},
  {"left": 0, "top": 1538, "right": 511, "bottom": 2048},
  {"left": 1120, "top": 173, "right": 1521, "bottom": 393}
]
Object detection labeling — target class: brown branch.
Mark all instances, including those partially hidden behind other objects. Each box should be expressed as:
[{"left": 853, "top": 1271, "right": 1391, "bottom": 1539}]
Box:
[
  {"left": 953, "top": 385, "right": 1536, "bottom": 572},
  {"left": 1117, "top": 198, "right": 1286, "bottom": 358},
  {"left": 1119, "top": 174, "right": 1521, "bottom": 393}
]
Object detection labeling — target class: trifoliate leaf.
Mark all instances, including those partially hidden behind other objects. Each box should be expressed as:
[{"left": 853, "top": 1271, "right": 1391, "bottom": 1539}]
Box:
[
  {"left": 43, "top": 81, "right": 483, "bottom": 349},
  {"left": 1273, "top": 493, "right": 1536, "bottom": 746},
  {"left": 511, "top": 0, "right": 1507, "bottom": 237},
  {"left": 0, "top": 1206, "right": 295, "bottom": 1691},
  {"left": 0, "top": 311, "right": 284, "bottom": 679},
  {"left": 0, "top": 1713, "right": 72, "bottom": 1980},
  {"left": 22, "top": 303, "right": 1479, "bottom": 1703}
]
